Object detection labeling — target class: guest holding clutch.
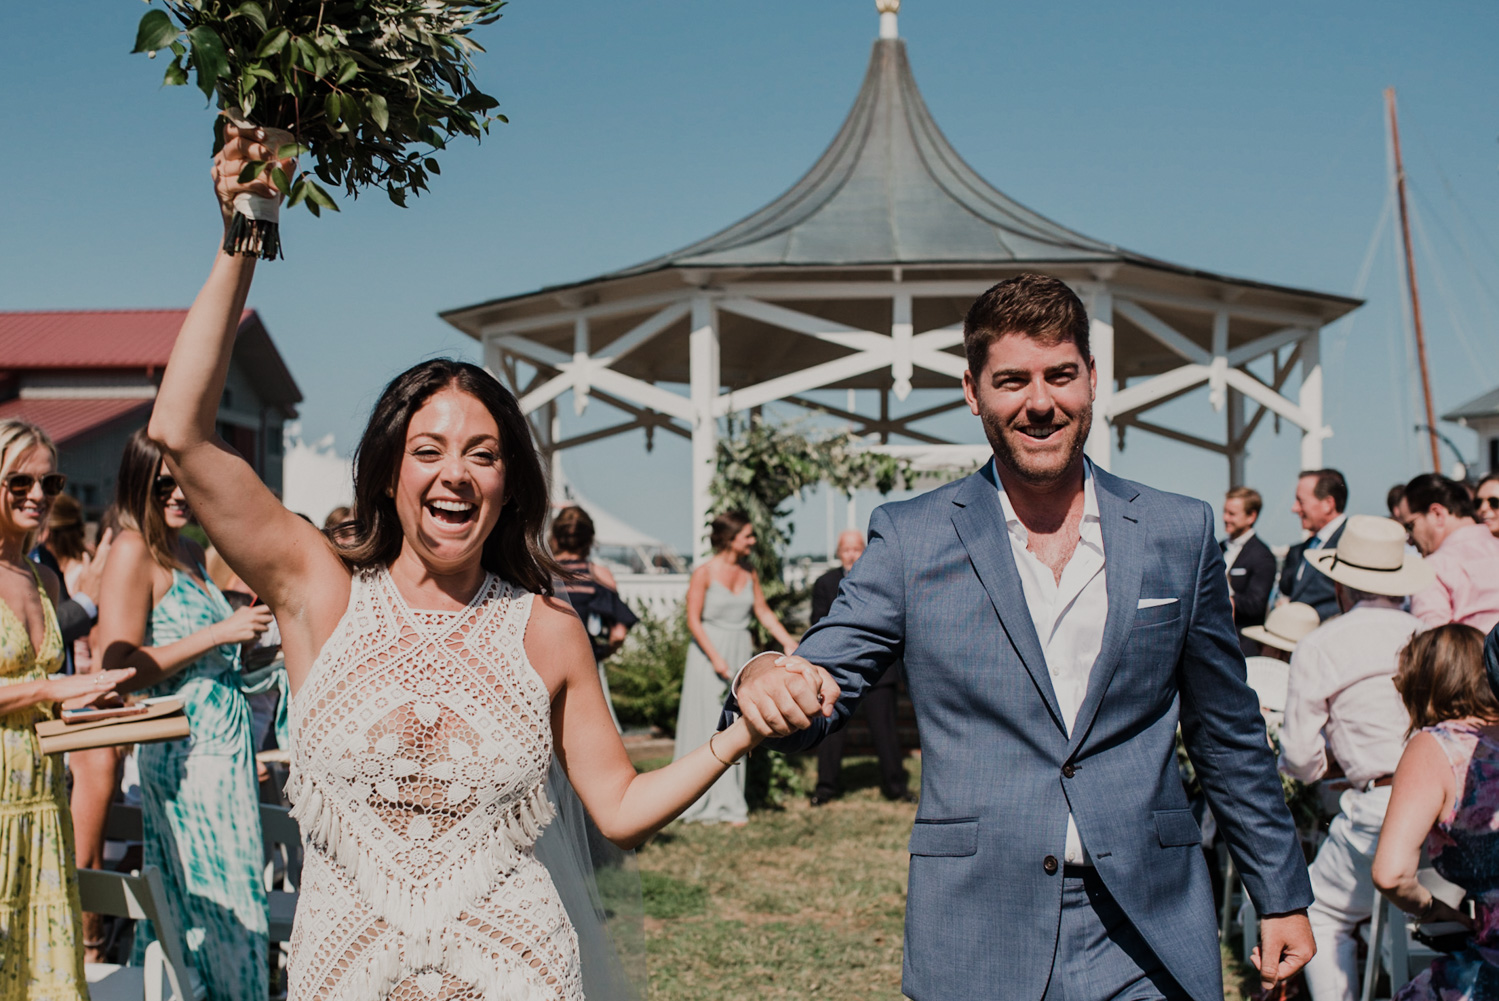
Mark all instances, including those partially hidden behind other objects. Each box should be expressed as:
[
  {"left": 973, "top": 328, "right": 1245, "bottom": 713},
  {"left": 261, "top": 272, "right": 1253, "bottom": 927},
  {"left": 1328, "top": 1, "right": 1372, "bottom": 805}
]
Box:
[
  {"left": 96, "top": 428, "right": 272, "bottom": 1001},
  {"left": 0, "top": 420, "right": 133, "bottom": 1001}
]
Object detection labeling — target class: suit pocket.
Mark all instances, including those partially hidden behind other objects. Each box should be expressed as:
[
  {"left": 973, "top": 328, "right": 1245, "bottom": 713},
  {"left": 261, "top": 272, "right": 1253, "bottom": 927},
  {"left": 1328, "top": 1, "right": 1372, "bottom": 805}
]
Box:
[
  {"left": 1153, "top": 809, "right": 1202, "bottom": 847},
  {"left": 908, "top": 818, "right": 979, "bottom": 857},
  {"left": 1133, "top": 602, "right": 1182, "bottom": 627}
]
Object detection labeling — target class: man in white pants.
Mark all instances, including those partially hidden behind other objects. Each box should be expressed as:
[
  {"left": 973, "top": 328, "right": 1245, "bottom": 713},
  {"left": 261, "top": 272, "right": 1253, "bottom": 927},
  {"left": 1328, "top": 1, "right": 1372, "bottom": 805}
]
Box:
[{"left": 1279, "top": 515, "right": 1436, "bottom": 1001}]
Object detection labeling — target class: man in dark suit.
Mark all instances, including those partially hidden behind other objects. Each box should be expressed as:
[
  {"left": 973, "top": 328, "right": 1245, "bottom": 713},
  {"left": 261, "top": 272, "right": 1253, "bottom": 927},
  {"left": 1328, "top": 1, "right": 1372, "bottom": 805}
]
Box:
[
  {"left": 1278, "top": 469, "right": 1349, "bottom": 620},
  {"left": 1221, "top": 487, "right": 1276, "bottom": 657},
  {"left": 808, "top": 529, "right": 910, "bottom": 805}
]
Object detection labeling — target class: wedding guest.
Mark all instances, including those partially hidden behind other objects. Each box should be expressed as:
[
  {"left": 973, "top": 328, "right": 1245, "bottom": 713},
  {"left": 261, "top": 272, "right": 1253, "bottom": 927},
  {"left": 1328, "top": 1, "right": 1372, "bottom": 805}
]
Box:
[
  {"left": 1279, "top": 469, "right": 1349, "bottom": 620},
  {"left": 1477, "top": 474, "right": 1499, "bottom": 539},
  {"left": 809, "top": 529, "right": 911, "bottom": 806},
  {"left": 675, "top": 511, "right": 798, "bottom": 824},
  {"left": 1401, "top": 473, "right": 1499, "bottom": 633},
  {"left": 0, "top": 420, "right": 133, "bottom": 999},
  {"left": 550, "top": 505, "right": 638, "bottom": 731},
  {"left": 97, "top": 428, "right": 273, "bottom": 1001},
  {"left": 1223, "top": 487, "right": 1276, "bottom": 656},
  {"left": 1373, "top": 624, "right": 1499, "bottom": 1001},
  {"left": 46, "top": 496, "right": 124, "bottom": 961},
  {"left": 1280, "top": 515, "right": 1432, "bottom": 1001}
]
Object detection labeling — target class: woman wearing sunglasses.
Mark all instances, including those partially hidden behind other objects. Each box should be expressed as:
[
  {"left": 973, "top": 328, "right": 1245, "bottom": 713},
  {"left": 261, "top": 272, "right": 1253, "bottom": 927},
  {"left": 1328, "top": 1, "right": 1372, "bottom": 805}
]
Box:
[
  {"left": 0, "top": 420, "right": 134, "bottom": 1001},
  {"left": 1478, "top": 474, "right": 1499, "bottom": 540},
  {"left": 96, "top": 428, "right": 273, "bottom": 1001}
]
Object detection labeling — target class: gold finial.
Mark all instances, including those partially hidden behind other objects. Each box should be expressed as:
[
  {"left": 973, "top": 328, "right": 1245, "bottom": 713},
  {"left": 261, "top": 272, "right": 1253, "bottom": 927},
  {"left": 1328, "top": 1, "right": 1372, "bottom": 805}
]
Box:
[{"left": 877, "top": 0, "right": 899, "bottom": 38}]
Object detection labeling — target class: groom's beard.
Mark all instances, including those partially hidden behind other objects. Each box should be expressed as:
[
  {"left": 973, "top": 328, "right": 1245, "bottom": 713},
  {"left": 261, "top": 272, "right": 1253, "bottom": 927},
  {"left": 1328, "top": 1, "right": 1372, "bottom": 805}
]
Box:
[{"left": 979, "top": 403, "right": 1093, "bottom": 489}]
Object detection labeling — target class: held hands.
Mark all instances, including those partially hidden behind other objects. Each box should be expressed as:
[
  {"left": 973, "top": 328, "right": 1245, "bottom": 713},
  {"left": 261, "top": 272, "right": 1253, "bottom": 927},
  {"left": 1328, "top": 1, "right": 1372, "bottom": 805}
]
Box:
[
  {"left": 735, "top": 653, "right": 840, "bottom": 740},
  {"left": 51, "top": 667, "right": 136, "bottom": 710},
  {"left": 212, "top": 123, "right": 295, "bottom": 230},
  {"left": 1251, "top": 911, "right": 1316, "bottom": 996},
  {"left": 213, "top": 604, "right": 273, "bottom": 647},
  {"left": 710, "top": 655, "right": 732, "bottom": 681}
]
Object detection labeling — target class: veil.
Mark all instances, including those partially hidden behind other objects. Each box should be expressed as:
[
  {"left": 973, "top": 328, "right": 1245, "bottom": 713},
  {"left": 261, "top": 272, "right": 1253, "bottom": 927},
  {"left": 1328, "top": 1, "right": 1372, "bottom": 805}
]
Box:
[{"left": 535, "top": 756, "right": 646, "bottom": 1000}]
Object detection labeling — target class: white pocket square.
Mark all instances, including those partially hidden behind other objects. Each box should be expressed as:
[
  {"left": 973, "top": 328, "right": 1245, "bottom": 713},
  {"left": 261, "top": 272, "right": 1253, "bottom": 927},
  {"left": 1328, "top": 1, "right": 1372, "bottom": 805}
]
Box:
[{"left": 1137, "top": 598, "right": 1178, "bottom": 608}]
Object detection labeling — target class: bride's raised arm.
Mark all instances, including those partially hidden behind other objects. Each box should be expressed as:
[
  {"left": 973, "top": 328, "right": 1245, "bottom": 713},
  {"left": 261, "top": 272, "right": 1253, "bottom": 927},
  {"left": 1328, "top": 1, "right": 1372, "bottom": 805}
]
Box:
[{"left": 148, "top": 124, "right": 349, "bottom": 684}]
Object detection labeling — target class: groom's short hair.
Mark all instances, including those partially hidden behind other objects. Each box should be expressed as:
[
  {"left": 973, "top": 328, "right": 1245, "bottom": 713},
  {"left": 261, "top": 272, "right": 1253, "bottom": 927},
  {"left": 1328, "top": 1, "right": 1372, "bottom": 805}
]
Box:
[{"left": 963, "top": 273, "right": 1091, "bottom": 376}]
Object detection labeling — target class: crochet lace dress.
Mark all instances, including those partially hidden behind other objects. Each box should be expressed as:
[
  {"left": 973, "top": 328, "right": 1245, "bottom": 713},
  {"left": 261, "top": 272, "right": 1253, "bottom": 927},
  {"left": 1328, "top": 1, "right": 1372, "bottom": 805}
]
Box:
[{"left": 285, "top": 567, "right": 581, "bottom": 1001}]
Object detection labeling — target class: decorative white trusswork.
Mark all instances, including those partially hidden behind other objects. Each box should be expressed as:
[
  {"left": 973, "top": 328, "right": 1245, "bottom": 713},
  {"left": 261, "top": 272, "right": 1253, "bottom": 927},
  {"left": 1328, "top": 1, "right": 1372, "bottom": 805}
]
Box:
[{"left": 286, "top": 567, "right": 580, "bottom": 1001}]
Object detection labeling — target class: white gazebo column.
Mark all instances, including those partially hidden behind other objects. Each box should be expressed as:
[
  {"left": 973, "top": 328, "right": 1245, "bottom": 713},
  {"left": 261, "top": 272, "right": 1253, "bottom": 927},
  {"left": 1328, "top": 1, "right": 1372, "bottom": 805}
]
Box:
[
  {"left": 1298, "top": 328, "right": 1324, "bottom": 470},
  {"left": 1227, "top": 386, "right": 1246, "bottom": 487},
  {"left": 1085, "top": 286, "right": 1114, "bottom": 471},
  {"left": 689, "top": 295, "right": 720, "bottom": 563}
]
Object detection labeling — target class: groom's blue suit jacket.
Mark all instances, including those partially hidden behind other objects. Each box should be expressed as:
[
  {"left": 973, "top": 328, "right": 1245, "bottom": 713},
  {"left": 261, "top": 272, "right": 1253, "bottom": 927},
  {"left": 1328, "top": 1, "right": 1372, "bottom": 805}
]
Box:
[{"left": 729, "top": 465, "right": 1312, "bottom": 1001}]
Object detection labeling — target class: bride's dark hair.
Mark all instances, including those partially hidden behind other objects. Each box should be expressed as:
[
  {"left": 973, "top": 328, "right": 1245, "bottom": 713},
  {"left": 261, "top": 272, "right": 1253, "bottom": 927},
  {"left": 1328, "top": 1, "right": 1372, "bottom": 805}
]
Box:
[{"left": 337, "top": 359, "right": 562, "bottom": 595}]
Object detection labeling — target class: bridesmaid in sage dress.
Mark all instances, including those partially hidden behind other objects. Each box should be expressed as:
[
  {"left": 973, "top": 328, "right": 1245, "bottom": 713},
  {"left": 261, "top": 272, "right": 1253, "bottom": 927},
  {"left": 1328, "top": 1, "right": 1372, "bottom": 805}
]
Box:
[{"left": 674, "top": 512, "right": 797, "bottom": 824}]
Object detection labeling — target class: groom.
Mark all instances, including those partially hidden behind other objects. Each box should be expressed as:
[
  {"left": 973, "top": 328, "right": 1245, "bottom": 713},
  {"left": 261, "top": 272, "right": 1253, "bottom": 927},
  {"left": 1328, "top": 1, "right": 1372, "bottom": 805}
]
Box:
[{"left": 727, "top": 274, "right": 1314, "bottom": 1001}]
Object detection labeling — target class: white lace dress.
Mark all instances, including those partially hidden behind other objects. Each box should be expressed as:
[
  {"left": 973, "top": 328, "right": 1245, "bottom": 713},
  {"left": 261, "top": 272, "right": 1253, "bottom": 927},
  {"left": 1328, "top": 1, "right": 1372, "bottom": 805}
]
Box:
[{"left": 285, "top": 566, "right": 582, "bottom": 1001}]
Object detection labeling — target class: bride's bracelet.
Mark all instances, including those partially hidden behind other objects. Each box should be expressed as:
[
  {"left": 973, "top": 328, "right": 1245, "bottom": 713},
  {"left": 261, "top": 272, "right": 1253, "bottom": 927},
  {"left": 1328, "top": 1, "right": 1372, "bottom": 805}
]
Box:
[{"left": 708, "top": 730, "right": 742, "bottom": 767}]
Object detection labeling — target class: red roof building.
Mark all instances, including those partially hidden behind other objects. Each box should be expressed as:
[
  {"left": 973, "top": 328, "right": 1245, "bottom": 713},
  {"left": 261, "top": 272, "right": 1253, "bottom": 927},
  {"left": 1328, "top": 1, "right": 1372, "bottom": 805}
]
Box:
[{"left": 0, "top": 309, "right": 301, "bottom": 513}]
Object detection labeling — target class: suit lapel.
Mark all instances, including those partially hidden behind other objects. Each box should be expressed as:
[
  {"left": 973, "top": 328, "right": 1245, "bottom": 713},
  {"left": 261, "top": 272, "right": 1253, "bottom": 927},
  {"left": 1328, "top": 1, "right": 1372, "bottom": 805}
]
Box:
[
  {"left": 1066, "top": 468, "right": 1145, "bottom": 756},
  {"left": 950, "top": 470, "right": 1067, "bottom": 734}
]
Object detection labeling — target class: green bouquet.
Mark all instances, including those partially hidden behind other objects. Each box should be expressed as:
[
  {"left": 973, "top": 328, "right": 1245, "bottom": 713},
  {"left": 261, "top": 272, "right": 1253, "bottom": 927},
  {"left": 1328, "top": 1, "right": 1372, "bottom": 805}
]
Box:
[{"left": 133, "top": 0, "right": 506, "bottom": 258}]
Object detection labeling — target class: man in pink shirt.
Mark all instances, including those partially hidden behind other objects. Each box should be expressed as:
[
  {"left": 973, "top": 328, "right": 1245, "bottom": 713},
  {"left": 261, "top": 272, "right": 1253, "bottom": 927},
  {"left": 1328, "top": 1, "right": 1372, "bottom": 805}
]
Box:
[{"left": 1401, "top": 473, "right": 1499, "bottom": 632}]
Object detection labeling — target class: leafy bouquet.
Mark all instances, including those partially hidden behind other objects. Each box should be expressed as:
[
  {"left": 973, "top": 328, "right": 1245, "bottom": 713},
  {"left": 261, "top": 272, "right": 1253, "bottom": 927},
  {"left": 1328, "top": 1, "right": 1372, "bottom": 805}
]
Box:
[{"left": 133, "top": 0, "right": 506, "bottom": 258}]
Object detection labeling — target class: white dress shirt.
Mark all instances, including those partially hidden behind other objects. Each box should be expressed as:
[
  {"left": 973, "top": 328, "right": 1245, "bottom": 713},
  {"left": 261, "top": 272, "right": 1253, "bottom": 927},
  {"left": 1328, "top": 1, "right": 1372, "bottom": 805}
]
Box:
[
  {"left": 1278, "top": 598, "right": 1417, "bottom": 788},
  {"left": 1223, "top": 528, "right": 1256, "bottom": 575},
  {"left": 993, "top": 459, "right": 1107, "bottom": 865}
]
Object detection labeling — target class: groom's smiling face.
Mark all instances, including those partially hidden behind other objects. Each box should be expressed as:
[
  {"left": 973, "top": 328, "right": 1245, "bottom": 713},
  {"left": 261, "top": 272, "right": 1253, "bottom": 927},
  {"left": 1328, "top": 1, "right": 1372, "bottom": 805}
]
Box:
[{"left": 963, "top": 331, "right": 1095, "bottom": 487}]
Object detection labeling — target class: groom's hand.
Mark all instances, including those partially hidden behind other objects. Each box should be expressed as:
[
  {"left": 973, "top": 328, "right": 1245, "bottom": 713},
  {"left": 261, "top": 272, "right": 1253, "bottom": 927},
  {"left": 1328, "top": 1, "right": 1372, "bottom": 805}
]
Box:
[
  {"left": 1252, "top": 910, "right": 1315, "bottom": 995},
  {"left": 737, "top": 654, "right": 840, "bottom": 737}
]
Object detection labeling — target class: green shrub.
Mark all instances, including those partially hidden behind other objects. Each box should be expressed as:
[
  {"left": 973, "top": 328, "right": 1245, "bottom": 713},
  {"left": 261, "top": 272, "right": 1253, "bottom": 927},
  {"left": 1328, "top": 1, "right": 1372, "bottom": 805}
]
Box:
[{"left": 605, "top": 606, "right": 688, "bottom": 736}]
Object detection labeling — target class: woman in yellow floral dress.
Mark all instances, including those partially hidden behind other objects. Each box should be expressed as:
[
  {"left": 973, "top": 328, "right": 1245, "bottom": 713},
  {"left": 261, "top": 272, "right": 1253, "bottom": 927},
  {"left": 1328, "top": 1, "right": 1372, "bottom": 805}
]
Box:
[{"left": 0, "top": 420, "right": 133, "bottom": 1000}]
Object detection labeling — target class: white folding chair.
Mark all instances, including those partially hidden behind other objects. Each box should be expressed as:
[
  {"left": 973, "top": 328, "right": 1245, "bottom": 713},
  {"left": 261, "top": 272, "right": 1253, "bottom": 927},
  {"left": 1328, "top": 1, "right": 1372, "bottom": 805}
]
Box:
[
  {"left": 1359, "top": 868, "right": 1466, "bottom": 1001},
  {"left": 77, "top": 866, "right": 206, "bottom": 1001},
  {"left": 259, "top": 804, "right": 301, "bottom": 944}
]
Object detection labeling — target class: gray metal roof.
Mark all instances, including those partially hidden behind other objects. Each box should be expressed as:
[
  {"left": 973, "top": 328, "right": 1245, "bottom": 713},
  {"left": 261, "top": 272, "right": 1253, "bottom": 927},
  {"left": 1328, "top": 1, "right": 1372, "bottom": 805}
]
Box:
[
  {"left": 1444, "top": 385, "right": 1499, "bottom": 422},
  {"left": 615, "top": 38, "right": 1122, "bottom": 272}
]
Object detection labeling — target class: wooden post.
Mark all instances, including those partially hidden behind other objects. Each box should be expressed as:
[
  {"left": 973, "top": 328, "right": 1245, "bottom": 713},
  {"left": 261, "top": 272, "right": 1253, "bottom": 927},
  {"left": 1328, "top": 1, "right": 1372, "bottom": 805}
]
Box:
[
  {"left": 1386, "top": 87, "right": 1442, "bottom": 472},
  {"left": 689, "top": 295, "right": 719, "bottom": 564},
  {"left": 1085, "top": 286, "right": 1114, "bottom": 471}
]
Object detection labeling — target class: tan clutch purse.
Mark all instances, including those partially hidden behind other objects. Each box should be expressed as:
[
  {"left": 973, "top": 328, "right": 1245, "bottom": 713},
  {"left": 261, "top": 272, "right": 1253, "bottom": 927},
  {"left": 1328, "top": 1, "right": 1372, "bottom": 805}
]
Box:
[{"left": 36, "top": 697, "right": 190, "bottom": 755}]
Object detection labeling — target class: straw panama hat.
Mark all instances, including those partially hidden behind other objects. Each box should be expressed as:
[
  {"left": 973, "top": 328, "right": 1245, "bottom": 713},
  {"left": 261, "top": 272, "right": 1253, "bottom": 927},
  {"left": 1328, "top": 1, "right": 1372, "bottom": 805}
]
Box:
[
  {"left": 1242, "top": 602, "right": 1321, "bottom": 653},
  {"left": 1307, "top": 514, "right": 1436, "bottom": 597}
]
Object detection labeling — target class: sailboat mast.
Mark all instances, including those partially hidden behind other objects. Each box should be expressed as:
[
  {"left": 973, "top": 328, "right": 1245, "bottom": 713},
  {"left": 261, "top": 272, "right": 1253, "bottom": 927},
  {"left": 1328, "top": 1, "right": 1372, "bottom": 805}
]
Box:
[{"left": 1385, "top": 87, "right": 1442, "bottom": 473}]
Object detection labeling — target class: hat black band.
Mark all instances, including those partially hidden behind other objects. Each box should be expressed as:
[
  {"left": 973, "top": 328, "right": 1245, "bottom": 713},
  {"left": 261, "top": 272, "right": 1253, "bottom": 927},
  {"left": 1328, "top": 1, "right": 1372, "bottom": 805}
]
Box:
[{"left": 1326, "top": 553, "right": 1403, "bottom": 574}]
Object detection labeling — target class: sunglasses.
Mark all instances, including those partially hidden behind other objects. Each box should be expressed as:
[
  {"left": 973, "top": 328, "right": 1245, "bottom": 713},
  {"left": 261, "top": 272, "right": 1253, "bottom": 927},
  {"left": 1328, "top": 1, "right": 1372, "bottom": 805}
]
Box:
[
  {"left": 4, "top": 472, "right": 66, "bottom": 497},
  {"left": 154, "top": 475, "right": 179, "bottom": 498},
  {"left": 1482, "top": 496, "right": 1499, "bottom": 512}
]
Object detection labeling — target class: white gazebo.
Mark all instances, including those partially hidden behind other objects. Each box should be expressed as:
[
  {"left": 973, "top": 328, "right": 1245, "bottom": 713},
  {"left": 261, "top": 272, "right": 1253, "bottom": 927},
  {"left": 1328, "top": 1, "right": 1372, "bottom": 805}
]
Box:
[{"left": 442, "top": 1, "right": 1362, "bottom": 561}]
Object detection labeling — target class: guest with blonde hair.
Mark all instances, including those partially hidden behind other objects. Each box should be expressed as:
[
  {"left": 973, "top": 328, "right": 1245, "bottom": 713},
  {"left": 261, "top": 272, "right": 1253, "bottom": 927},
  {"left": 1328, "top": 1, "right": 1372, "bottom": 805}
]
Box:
[{"left": 0, "top": 419, "right": 133, "bottom": 998}]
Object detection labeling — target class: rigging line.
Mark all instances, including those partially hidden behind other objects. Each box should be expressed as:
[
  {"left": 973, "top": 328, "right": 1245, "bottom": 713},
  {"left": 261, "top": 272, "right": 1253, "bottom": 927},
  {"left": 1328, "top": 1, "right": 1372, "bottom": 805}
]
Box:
[
  {"left": 1390, "top": 213, "right": 1419, "bottom": 470},
  {"left": 1326, "top": 186, "right": 1396, "bottom": 437},
  {"left": 1407, "top": 196, "right": 1497, "bottom": 388},
  {"left": 1404, "top": 116, "right": 1499, "bottom": 268},
  {"left": 1409, "top": 181, "right": 1499, "bottom": 336}
]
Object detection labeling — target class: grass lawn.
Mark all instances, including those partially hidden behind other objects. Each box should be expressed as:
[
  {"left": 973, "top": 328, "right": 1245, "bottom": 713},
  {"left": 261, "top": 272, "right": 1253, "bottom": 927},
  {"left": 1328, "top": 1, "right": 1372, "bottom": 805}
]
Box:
[{"left": 633, "top": 753, "right": 1261, "bottom": 1000}]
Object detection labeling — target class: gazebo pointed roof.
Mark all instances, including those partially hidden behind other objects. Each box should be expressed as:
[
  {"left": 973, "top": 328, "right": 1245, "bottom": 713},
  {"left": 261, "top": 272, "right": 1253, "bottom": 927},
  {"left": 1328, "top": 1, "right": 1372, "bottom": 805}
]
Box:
[{"left": 615, "top": 36, "right": 1121, "bottom": 272}]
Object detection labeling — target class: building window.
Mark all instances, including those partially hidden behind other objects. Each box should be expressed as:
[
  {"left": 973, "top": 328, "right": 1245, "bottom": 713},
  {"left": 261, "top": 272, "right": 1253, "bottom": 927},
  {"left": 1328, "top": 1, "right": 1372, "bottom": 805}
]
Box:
[{"left": 1489, "top": 437, "right": 1498, "bottom": 474}]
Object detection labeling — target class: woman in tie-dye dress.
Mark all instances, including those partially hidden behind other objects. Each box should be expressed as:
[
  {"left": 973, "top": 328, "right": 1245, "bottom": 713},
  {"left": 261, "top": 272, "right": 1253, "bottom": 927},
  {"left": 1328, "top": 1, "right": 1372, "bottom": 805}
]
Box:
[
  {"left": 1374, "top": 624, "right": 1499, "bottom": 1001},
  {"left": 97, "top": 429, "right": 274, "bottom": 1001}
]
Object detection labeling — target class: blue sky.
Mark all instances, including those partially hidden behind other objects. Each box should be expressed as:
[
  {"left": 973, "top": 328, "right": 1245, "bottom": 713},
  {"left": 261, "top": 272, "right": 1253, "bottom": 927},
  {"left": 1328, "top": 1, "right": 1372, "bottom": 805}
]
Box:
[{"left": 4, "top": 1, "right": 1498, "bottom": 555}]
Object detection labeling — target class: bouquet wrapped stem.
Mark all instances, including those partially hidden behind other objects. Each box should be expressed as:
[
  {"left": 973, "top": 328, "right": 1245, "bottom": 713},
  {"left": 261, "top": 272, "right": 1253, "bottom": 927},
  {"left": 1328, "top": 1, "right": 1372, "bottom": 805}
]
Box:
[{"left": 133, "top": 0, "right": 507, "bottom": 260}]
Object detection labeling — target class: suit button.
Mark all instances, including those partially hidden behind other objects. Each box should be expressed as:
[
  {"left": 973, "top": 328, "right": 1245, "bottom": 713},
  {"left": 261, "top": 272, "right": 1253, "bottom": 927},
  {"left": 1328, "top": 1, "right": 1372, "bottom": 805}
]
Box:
[
  {"left": 1043, "top": 855, "right": 1059, "bottom": 875},
  {"left": 1061, "top": 763, "right": 1075, "bottom": 779}
]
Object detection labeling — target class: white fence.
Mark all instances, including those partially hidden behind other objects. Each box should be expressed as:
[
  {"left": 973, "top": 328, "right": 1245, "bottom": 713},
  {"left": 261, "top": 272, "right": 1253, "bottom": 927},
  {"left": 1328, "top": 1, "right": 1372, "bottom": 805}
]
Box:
[{"left": 615, "top": 573, "right": 690, "bottom": 620}]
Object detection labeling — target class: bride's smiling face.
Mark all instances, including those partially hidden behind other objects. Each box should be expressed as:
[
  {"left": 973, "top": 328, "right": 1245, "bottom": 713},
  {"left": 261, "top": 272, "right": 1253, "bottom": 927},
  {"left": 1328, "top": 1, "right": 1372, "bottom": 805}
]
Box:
[{"left": 392, "top": 387, "right": 508, "bottom": 574}]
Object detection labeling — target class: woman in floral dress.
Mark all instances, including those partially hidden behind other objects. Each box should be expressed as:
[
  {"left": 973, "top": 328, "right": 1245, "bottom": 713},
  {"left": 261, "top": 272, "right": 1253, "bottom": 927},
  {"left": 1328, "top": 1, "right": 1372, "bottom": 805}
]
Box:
[
  {"left": 0, "top": 420, "right": 133, "bottom": 1000},
  {"left": 1374, "top": 624, "right": 1499, "bottom": 1001},
  {"left": 97, "top": 428, "right": 273, "bottom": 1001}
]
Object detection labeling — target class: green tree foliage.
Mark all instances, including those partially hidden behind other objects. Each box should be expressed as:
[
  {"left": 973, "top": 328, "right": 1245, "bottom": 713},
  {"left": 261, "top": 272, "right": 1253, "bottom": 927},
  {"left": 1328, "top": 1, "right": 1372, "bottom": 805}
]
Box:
[
  {"left": 131, "top": 0, "right": 506, "bottom": 214},
  {"left": 604, "top": 608, "right": 688, "bottom": 736}
]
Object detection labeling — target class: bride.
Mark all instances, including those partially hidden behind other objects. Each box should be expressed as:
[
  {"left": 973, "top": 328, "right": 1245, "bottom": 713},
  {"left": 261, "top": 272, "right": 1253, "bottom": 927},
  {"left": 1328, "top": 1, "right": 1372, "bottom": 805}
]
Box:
[{"left": 148, "top": 124, "right": 840, "bottom": 1001}]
